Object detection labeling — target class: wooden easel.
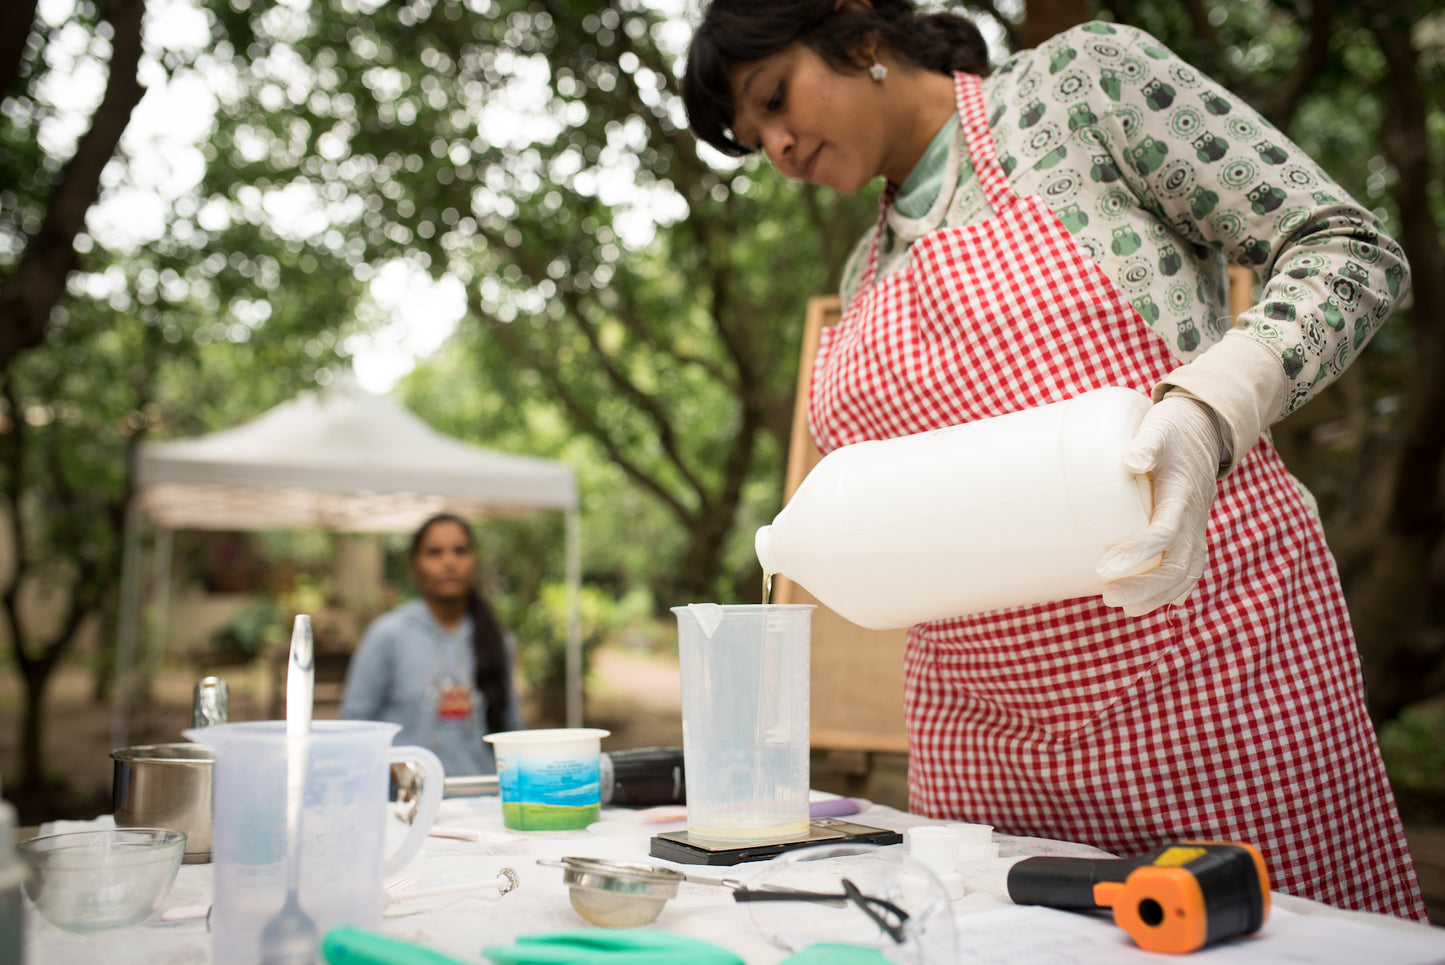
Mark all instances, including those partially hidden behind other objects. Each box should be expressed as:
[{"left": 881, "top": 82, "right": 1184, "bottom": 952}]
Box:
[{"left": 772, "top": 296, "right": 910, "bottom": 774}]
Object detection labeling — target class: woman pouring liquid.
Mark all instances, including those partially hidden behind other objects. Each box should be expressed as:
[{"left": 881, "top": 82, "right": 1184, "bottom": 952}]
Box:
[{"left": 682, "top": 1, "right": 1425, "bottom": 919}]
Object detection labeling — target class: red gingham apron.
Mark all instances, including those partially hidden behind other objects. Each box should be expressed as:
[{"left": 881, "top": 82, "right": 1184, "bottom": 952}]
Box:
[{"left": 809, "top": 72, "right": 1426, "bottom": 921}]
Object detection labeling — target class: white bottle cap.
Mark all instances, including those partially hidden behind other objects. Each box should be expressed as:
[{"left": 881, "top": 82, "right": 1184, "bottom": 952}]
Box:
[
  {"left": 956, "top": 842, "right": 1000, "bottom": 862},
  {"left": 754, "top": 525, "right": 779, "bottom": 577},
  {"left": 906, "top": 825, "right": 961, "bottom": 877},
  {"left": 948, "top": 822, "right": 994, "bottom": 846},
  {"left": 937, "top": 871, "right": 966, "bottom": 901}
]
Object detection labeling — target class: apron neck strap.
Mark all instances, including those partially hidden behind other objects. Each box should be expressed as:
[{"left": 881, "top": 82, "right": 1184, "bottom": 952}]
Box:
[
  {"left": 859, "top": 72, "right": 1013, "bottom": 292},
  {"left": 953, "top": 72, "right": 1015, "bottom": 212}
]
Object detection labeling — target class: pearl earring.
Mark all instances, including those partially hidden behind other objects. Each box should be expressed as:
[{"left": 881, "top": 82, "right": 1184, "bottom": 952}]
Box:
[{"left": 869, "top": 61, "right": 887, "bottom": 83}]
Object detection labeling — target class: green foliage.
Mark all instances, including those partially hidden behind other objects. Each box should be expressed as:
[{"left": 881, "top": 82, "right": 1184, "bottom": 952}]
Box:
[
  {"left": 190, "top": 0, "right": 876, "bottom": 605},
  {"left": 6, "top": 0, "right": 1442, "bottom": 761},
  {"left": 1379, "top": 706, "right": 1445, "bottom": 819},
  {"left": 504, "top": 581, "right": 650, "bottom": 689},
  {"left": 207, "top": 599, "right": 283, "bottom": 664}
]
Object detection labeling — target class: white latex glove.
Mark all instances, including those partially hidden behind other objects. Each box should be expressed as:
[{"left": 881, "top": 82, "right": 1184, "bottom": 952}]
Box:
[{"left": 1097, "top": 395, "right": 1227, "bottom": 616}]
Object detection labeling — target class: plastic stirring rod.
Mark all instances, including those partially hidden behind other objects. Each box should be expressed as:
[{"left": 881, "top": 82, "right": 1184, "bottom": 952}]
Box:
[
  {"left": 286, "top": 615, "right": 314, "bottom": 740},
  {"left": 259, "top": 615, "right": 318, "bottom": 965}
]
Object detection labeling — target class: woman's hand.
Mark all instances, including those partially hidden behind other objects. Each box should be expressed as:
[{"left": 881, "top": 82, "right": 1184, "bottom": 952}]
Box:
[{"left": 1097, "top": 396, "right": 1226, "bottom": 616}]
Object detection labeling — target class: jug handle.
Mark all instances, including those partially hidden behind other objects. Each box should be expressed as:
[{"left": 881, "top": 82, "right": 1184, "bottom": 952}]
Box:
[{"left": 384, "top": 745, "right": 444, "bottom": 877}]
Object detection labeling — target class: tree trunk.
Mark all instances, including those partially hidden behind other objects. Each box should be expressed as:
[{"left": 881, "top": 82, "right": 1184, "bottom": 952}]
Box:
[
  {"left": 1021, "top": 0, "right": 1091, "bottom": 49},
  {"left": 0, "top": 0, "right": 38, "bottom": 96},
  {"left": 0, "top": 0, "right": 146, "bottom": 368},
  {"left": 1349, "top": 15, "right": 1445, "bottom": 722},
  {"left": 20, "top": 661, "right": 50, "bottom": 789}
]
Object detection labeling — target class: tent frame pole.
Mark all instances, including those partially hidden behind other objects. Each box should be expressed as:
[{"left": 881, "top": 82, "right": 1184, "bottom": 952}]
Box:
[
  {"left": 564, "top": 507, "right": 582, "bottom": 728},
  {"left": 110, "top": 499, "right": 145, "bottom": 749}
]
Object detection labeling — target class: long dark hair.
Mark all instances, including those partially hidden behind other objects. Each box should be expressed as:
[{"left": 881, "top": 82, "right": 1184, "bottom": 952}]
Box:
[
  {"left": 684, "top": 0, "right": 989, "bottom": 158},
  {"left": 410, "top": 513, "right": 512, "bottom": 734}
]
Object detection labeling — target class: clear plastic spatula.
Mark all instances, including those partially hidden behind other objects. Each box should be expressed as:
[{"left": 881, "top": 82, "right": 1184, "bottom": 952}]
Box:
[{"left": 259, "top": 615, "right": 318, "bottom": 965}]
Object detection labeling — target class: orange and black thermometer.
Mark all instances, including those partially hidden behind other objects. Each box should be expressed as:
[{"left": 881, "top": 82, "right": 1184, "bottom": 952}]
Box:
[{"left": 1006, "top": 841, "right": 1270, "bottom": 954}]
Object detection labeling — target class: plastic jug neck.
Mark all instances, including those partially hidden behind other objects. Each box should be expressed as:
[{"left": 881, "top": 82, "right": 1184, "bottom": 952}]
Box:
[{"left": 755, "top": 525, "right": 779, "bottom": 579}]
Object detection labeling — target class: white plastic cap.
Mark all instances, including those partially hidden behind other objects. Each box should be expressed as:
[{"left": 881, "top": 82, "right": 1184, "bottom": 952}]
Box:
[
  {"left": 906, "top": 825, "right": 961, "bottom": 877},
  {"left": 937, "top": 871, "right": 966, "bottom": 901},
  {"left": 956, "top": 842, "right": 1000, "bottom": 862},
  {"left": 755, "top": 525, "right": 779, "bottom": 577},
  {"left": 948, "top": 822, "right": 994, "bottom": 846}
]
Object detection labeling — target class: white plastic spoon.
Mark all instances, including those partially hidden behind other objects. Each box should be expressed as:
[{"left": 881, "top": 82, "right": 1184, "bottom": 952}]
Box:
[{"left": 258, "top": 615, "right": 318, "bottom": 965}]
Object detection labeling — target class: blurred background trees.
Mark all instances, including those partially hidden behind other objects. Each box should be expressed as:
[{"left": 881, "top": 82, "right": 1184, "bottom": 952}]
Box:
[{"left": 2, "top": 0, "right": 1442, "bottom": 817}]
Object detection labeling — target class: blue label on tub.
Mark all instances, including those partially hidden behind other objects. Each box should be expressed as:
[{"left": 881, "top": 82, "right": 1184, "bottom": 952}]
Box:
[{"left": 497, "top": 755, "right": 601, "bottom": 808}]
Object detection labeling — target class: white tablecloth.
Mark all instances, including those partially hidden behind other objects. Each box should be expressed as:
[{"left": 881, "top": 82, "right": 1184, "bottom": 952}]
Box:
[{"left": 24, "top": 798, "right": 1445, "bottom": 964}]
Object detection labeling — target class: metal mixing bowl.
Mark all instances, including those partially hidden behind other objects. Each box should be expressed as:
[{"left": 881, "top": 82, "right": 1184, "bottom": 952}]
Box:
[
  {"left": 110, "top": 742, "right": 213, "bottom": 864},
  {"left": 538, "top": 856, "right": 690, "bottom": 927},
  {"left": 19, "top": 828, "right": 186, "bottom": 932}
]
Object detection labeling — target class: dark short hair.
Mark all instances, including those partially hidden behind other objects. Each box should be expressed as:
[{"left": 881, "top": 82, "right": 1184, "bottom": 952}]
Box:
[{"left": 683, "top": 0, "right": 989, "bottom": 158}]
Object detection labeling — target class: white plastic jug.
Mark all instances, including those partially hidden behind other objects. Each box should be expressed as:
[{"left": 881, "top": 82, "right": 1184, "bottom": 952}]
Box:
[{"left": 755, "top": 387, "right": 1158, "bottom": 630}]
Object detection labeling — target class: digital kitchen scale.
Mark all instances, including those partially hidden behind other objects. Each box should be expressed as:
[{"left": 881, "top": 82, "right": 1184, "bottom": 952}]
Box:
[{"left": 649, "top": 818, "right": 904, "bottom": 866}]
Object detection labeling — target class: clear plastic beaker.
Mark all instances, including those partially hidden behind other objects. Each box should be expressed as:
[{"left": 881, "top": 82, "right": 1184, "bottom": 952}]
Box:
[
  {"left": 184, "top": 720, "right": 442, "bottom": 965},
  {"left": 673, "top": 604, "right": 814, "bottom": 843}
]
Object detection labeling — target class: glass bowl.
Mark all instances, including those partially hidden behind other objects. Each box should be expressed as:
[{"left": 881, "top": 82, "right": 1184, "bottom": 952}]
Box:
[{"left": 18, "top": 828, "right": 187, "bottom": 932}]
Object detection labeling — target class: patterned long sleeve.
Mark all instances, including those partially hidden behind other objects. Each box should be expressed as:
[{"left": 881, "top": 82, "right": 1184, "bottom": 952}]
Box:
[{"left": 842, "top": 21, "right": 1409, "bottom": 467}]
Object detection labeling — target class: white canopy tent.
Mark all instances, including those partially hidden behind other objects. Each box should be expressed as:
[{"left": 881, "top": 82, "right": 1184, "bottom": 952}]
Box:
[{"left": 114, "top": 377, "right": 582, "bottom": 743}]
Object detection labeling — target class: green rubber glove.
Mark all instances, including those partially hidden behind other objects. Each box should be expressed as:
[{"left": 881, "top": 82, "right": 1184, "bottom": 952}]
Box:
[
  {"left": 482, "top": 928, "right": 744, "bottom": 965},
  {"left": 322, "top": 927, "right": 471, "bottom": 965}
]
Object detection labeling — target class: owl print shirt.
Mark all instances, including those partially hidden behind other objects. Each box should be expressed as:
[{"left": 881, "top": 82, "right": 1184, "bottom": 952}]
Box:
[{"left": 841, "top": 21, "right": 1410, "bottom": 472}]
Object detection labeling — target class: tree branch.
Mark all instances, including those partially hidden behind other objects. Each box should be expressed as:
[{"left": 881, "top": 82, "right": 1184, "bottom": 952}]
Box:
[
  {"left": 1265, "top": 1, "right": 1334, "bottom": 129},
  {"left": 0, "top": 0, "right": 38, "bottom": 97},
  {"left": 1347, "top": 7, "right": 1445, "bottom": 720},
  {"left": 466, "top": 290, "right": 699, "bottom": 524},
  {"left": 0, "top": 0, "right": 146, "bottom": 368},
  {"left": 477, "top": 222, "right": 715, "bottom": 504},
  {"left": 0, "top": 374, "right": 27, "bottom": 661},
  {"left": 559, "top": 285, "right": 714, "bottom": 505}
]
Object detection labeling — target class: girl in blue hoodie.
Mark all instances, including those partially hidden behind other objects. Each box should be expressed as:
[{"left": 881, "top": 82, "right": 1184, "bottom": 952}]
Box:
[{"left": 341, "top": 514, "right": 521, "bottom": 774}]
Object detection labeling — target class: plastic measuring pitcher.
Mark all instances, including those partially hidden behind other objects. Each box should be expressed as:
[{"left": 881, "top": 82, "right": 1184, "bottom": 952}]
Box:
[
  {"left": 673, "top": 604, "right": 814, "bottom": 843},
  {"left": 184, "top": 720, "right": 442, "bottom": 965}
]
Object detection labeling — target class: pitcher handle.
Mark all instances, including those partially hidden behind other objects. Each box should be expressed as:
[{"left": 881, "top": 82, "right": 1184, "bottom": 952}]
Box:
[{"left": 384, "top": 745, "right": 444, "bottom": 877}]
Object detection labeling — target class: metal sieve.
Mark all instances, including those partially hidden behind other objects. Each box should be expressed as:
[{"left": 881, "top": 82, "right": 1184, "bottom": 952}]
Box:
[
  {"left": 543, "top": 845, "right": 947, "bottom": 953},
  {"left": 537, "top": 856, "right": 728, "bottom": 927}
]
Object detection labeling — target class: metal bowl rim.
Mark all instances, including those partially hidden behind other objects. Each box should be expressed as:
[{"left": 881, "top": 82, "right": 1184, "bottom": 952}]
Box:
[
  {"left": 553, "top": 856, "right": 685, "bottom": 883},
  {"left": 551, "top": 856, "right": 685, "bottom": 900},
  {"left": 110, "top": 743, "right": 214, "bottom": 764}
]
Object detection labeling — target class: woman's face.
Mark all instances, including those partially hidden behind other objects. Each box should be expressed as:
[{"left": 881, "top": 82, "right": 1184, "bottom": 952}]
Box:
[
  {"left": 727, "top": 42, "right": 900, "bottom": 192},
  {"left": 411, "top": 520, "right": 476, "bottom": 604}
]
